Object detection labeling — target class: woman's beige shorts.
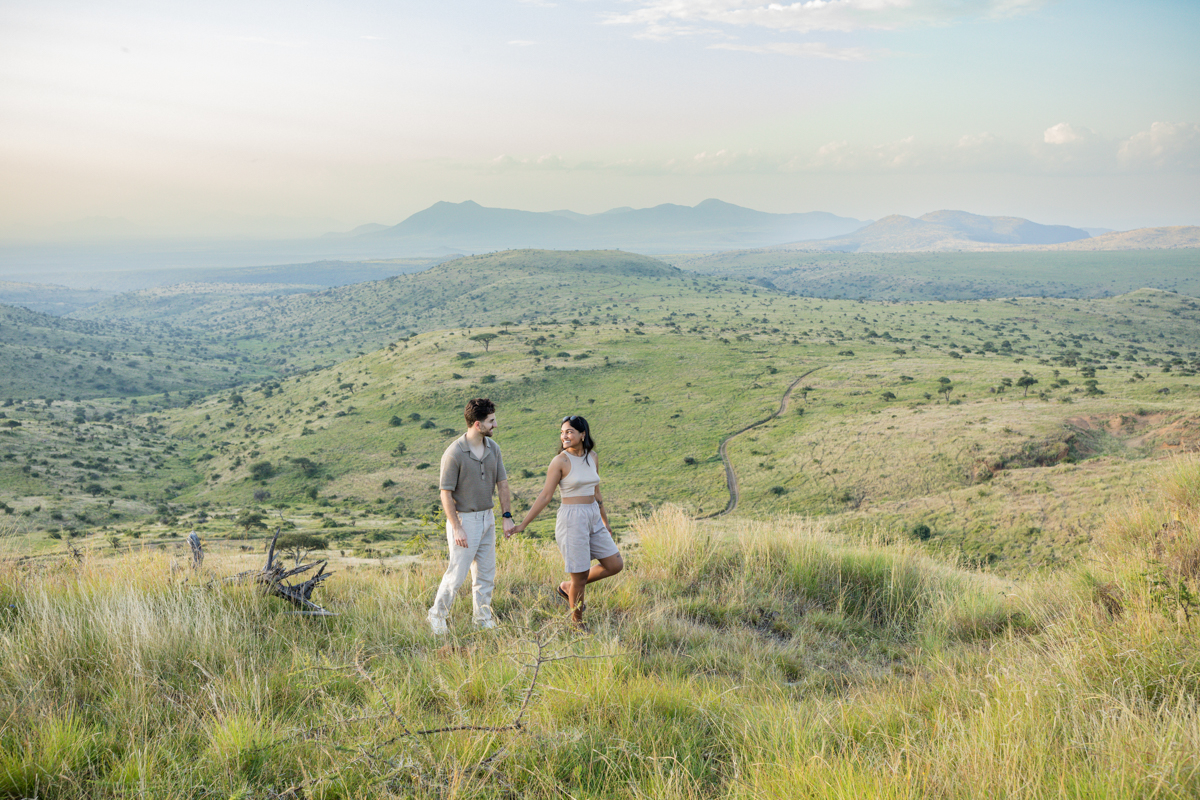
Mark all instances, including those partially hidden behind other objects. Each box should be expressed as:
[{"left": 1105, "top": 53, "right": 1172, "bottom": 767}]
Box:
[{"left": 555, "top": 502, "right": 619, "bottom": 573}]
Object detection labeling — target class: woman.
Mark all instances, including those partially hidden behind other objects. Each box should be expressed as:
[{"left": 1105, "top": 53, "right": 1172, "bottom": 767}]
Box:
[{"left": 511, "top": 415, "right": 623, "bottom": 627}]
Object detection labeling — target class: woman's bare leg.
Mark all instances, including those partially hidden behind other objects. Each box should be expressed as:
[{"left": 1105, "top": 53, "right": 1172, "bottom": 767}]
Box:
[
  {"left": 588, "top": 553, "right": 624, "bottom": 583},
  {"left": 559, "top": 553, "right": 623, "bottom": 595},
  {"left": 560, "top": 553, "right": 623, "bottom": 623},
  {"left": 567, "top": 571, "right": 589, "bottom": 623}
]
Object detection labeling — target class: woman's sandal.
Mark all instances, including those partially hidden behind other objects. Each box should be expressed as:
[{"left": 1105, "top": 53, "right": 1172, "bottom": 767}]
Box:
[{"left": 556, "top": 583, "right": 585, "bottom": 612}]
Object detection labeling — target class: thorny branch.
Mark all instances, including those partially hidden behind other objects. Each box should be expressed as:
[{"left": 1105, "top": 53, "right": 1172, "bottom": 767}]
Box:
[{"left": 268, "top": 622, "right": 613, "bottom": 794}]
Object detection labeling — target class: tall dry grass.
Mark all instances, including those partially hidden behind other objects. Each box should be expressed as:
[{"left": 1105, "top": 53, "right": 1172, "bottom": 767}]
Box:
[{"left": 1, "top": 483, "right": 1199, "bottom": 798}]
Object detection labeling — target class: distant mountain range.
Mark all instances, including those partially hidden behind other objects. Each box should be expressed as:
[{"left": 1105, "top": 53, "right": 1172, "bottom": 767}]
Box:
[
  {"left": 328, "top": 199, "right": 869, "bottom": 253},
  {"left": 1035, "top": 226, "right": 1200, "bottom": 251},
  {"left": 791, "top": 210, "right": 1093, "bottom": 252},
  {"left": 4, "top": 204, "right": 1193, "bottom": 291},
  {"left": 332, "top": 202, "right": 1199, "bottom": 255}
]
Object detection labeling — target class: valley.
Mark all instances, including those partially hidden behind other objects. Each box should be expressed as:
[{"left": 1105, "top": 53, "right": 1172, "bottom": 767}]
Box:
[{"left": 3, "top": 249, "right": 1199, "bottom": 574}]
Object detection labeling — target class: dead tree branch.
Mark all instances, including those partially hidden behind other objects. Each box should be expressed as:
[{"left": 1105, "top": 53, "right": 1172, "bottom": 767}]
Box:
[
  {"left": 260, "top": 623, "right": 612, "bottom": 795},
  {"left": 230, "top": 527, "right": 335, "bottom": 615}
]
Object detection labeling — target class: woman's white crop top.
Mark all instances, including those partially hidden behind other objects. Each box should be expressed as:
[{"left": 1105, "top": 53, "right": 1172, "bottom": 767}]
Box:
[{"left": 559, "top": 451, "right": 599, "bottom": 498}]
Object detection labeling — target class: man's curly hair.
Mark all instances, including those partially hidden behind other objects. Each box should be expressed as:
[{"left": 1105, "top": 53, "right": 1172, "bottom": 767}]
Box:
[{"left": 464, "top": 398, "right": 495, "bottom": 426}]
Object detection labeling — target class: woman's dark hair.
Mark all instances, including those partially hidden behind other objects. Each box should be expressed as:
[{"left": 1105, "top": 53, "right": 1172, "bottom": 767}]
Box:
[{"left": 560, "top": 414, "right": 595, "bottom": 463}]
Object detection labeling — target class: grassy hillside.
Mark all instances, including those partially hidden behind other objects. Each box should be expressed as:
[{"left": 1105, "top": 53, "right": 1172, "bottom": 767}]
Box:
[
  {"left": 668, "top": 249, "right": 1200, "bottom": 300},
  {"left": 72, "top": 250, "right": 714, "bottom": 371},
  {"left": 8, "top": 285, "right": 1197, "bottom": 573},
  {"left": 2, "top": 461, "right": 1199, "bottom": 798},
  {"left": 5, "top": 247, "right": 1200, "bottom": 575},
  {"left": 0, "top": 303, "right": 275, "bottom": 402},
  {"left": 0, "top": 281, "right": 111, "bottom": 316},
  {"left": 6, "top": 249, "right": 1200, "bottom": 796}
]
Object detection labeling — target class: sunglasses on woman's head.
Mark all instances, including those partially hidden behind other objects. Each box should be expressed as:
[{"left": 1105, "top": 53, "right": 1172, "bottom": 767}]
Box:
[{"left": 562, "top": 416, "right": 579, "bottom": 423}]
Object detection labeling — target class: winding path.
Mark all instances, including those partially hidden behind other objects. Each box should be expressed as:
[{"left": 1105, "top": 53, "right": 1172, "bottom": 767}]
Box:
[{"left": 702, "top": 367, "right": 823, "bottom": 519}]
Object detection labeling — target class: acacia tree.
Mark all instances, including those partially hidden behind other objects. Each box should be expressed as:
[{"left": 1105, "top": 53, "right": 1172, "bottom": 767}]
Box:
[
  {"left": 937, "top": 377, "right": 954, "bottom": 403},
  {"left": 469, "top": 333, "right": 498, "bottom": 352},
  {"left": 236, "top": 509, "right": 268, "bottom": 533},
  {"left": 1017, "top": 375, "right": 1039, "bottom": 396},
  {"left": 275, "top": 532, "right": 329, "bottom": 567}
]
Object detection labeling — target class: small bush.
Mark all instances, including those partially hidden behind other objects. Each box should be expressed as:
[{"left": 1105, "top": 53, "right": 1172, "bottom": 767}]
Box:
[{"left": 248, "top": 461, "right": 274, "bottom": 481}]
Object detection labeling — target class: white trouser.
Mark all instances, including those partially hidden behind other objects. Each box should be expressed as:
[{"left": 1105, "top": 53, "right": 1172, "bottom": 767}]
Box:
[{"left": 428, "top": 509, "right": 496, "bottom": 624}]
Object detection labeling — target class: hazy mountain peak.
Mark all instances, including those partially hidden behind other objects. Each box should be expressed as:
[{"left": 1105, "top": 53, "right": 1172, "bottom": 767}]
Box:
[
  {"left": 695, "top": 198, "right": 744, "bottom": 210},
  {"left": 804, "top": 210, "right": 1091, "bottom": 251},
  {"left": 358, "top": 199, "right": 867, "bottom": 253}
]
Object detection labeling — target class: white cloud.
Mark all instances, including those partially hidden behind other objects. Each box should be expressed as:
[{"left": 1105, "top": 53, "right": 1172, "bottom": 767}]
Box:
[
  {"left": 1118, "top": 122, "right": 1200, "bottom": 171},
  {"left": 710, "top": 41, "right": 878, "bottom": 60},
  {"left": 488, "top": 154, "right": 570, "bottom": 171},
  {"left": 231, "top": 36, "right": 308, "bottom": 48},
  {"left": 806, "top": 135, "right": 924, "bottom": 170},
  {"left": 604, "top": 0, "right": 1047, "bottom": 37},
  {"left": 1043, "top": 122, "right": 1082, "bottom": 144},
  {"left": 472, "top": 121, "right": 1199, "bottom": 178}
]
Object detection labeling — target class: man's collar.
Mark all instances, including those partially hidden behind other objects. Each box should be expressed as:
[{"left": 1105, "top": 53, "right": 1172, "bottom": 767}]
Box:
[{"left": 457, "top": 433, "right": 494, "bottom": 454}]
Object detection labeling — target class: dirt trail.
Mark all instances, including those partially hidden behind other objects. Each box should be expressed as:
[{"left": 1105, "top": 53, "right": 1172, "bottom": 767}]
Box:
[{"left": 702, "top": 368, "right": 822, "bottom": 519}]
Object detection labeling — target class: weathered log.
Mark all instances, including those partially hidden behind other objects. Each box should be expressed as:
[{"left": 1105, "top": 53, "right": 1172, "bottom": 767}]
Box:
[
  {"left": 253, "top": 527, "right": 336, "bottom": 616},
  {"left": 187, "top": 532, "right": 203, "bottom": 569}
]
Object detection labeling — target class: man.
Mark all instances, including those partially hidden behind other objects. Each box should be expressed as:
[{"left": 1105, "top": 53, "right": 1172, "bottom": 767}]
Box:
[{"left": 427, "top": 397, "right": 515, "bottom": 633}]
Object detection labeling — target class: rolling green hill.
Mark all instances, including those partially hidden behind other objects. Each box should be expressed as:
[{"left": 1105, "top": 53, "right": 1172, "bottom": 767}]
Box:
[
  {"left": 9, "top": 284, "right": 1195, "bottom": 572},
  {"left": 4, "top": 247, "right": 1200, "bottom": 799},
  {"left": 0, "top": 302, "right": 274, "bottom": 402},
  {"left": 668, "top": 249, "right": 1200, "bottom": 301},
  {"left": 72, "top": 250, "right": 735, "bottom": 371},
  {"left": 5, "top": 247, "right": 1200, "bottom": 574}
]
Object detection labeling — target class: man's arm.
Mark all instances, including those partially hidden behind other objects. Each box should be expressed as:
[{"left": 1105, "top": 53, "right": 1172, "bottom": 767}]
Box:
[
  {"left": 498, "top": 479, "right": 515, "bottom": 539},
  {"left": 440, "top": 489, "right": 466, "bottom": 548}
]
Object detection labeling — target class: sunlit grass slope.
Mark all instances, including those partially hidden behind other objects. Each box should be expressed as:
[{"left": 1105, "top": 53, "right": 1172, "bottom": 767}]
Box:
[
  {"left": 3, "top": 456, "right": 1200, "bottom": 798},
  {"left": 6, "top": 256, "right": 1200, "bottom": 572},
  {"left": 5, "top": 247, "right": 1200, "bottom": 574},
  {"left": 72, "top": 249, "right": 732, "bottom": 372},
  {"left": 669, "top": 249, "right": 1200, "bottom": 301},
  {"left": 130, "top": 282, "right": 1200, "bottom": 569},
  {"left": 0, "top": 303, "right": 272, "bottom": 402}
]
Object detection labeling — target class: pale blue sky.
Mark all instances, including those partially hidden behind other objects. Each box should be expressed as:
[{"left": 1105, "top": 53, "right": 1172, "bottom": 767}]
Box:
[{"left": 1, "top": 0, "right": 1197, "bottom": 238}]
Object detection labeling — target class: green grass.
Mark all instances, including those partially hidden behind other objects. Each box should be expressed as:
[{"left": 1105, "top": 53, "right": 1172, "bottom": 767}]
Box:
[
  {"left": 2, "top": 298, "right": 1198, "bottom": 573},
  {"left": 2, "top": 462, "right": 1200, "bottom": 798},
  {"left": 0, "top": 302, "right": 274, "bottom": 402},
  {"left": 6, "top": 251, "right": 1200, "bottom": 574},
  {"left": 5, "top": 247, "right": 1200, "bottom": 796},
  {"left": 667, "top": 249, "right": 1200, "bottom": 301},
  {"left": 122, "top": 283, "right": 1199, "bottom": 572}
]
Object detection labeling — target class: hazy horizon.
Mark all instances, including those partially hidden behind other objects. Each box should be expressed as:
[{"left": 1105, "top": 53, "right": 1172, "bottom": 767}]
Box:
[{"left": 3, "top": 0, "right": 1198, "bottom": 241}]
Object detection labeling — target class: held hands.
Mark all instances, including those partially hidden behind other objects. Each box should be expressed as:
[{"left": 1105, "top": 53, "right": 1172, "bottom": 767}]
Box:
[{"left": 502, "top": 516, "right": 517, "bottom": 539}]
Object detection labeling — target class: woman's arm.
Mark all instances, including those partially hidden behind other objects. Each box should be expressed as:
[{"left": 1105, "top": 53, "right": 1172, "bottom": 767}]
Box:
[
  {"left": 592, "top": 453, "right": 611, "bottom": 530},
  {"left": 514, "top": 456, "right": 565, "bottom": 532}
]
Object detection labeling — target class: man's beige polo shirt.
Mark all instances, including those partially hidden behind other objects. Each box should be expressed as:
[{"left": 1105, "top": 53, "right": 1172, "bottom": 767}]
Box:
[{"left": 439, "top": 434, "right": 508, "bottom": 512}]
